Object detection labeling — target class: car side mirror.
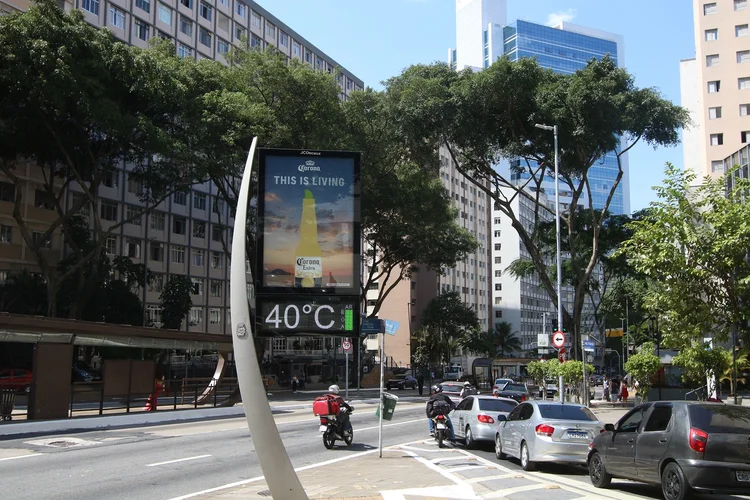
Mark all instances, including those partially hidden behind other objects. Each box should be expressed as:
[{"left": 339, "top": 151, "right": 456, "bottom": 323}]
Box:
[
  {"left": 605, "top": 423, "right": 615, "bottom": 432},
  {"left": 496, "top": 414, "right": 507, "bottom": 422}
]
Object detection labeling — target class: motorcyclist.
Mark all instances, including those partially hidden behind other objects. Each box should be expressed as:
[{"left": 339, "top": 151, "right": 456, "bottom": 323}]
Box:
[
  {"left": 459, "top": 381, "right": 473, "bottom": 398},
  {"left": 426, "top": 385, "right": 456, "bottom": 443},
  {"left": 327, "top": 384, "right": 353, "bottom": 434}
]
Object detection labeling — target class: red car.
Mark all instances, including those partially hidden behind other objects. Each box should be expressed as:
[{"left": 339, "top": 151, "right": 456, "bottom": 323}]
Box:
[{"left": 0, "top": 368, "right": 32, "bottom": 393}]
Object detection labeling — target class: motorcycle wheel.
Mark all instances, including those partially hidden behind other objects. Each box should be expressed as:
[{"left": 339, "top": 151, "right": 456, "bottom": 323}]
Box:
[
  {"left": 437, "top": 431, "right": 444, "bottom": 448},
  {"left": 322, "top": 429, "right": 335, "bottom": 449},
  {"left": 343, "top": 429, "right": 353, "bottom": 446}
]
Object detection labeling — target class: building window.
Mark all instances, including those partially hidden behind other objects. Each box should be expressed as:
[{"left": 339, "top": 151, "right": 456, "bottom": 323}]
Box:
[
  {"left": 158, "top": 3, "right": 172, "bottom": 25},
  {"left": 31, "top": 233, "right": 49, "bottom": 250},
  {"left": 174, "top": 191, "right": 187, "bottom": 205},
  {"left": 741, "top": 103, "right": 750, "bottom": 116},
  {"left": 126, "top": 205, "right": 142, "bottom": 225},
  {"left": 210, "top": 280, "right": 222, "bottom": 297},
  {"left": 251, "top": 10, "right": 261, "bottom": 28},
  {"left": 104, "top": 237, "right": 117, "bottom": 255},
  {"left": 110, "top": 6, "right": 125, "bottom": 29},
  {"left": 126, "top": 238, "right": 141, "bottom": 258},
  {"left": 180, "top": 15, "right": 192, "bottom": 36},
  {"left": 235, "top": 25, "right": 246, "bottom": 41},
  {"left": 199, "top": 1, "right": 212, "bottom": 21},
  {"left": 494, "top": 283, "right": 502, "bottom": 291},
  {"left": 236, "top": 0, "right": 246, "bottom": 18},
  {"left": 193, "top": 192, "right": 206, "bottom": 210},
  {"left": 251, "top": 33, "right": 262, "bottom": 48},
  {"left": 189, "top": 307, "right": 203, "bottom": 325},
  {"left": 0, "top": 225, "right": 11, "bottom": 244},
  {"left": 738, "top": 51, "right": 750, "bottom": 64},
  {"left": 103, "top": 170, "right": 117, "bottom": 188},
  {"left": 740, "top": 77, "right": 750, "bottom": 90},
  {"left": 711, "top": 160, "right": 724, "bottom": 173},
  {"left": 217, "top": 38, "right": 230, "bottom": 54},
  {"left": 150, "top": 243, "right": 164, "bottom": 262},
  {"left": 710, "top": 133, "right": 724, "bottom": 146},
  {"left": 212, "top": 225, "right": 224, "bottom": 242},
  {"left": 149, "top": 274, "right": 164, "bottom": 292},
  {"left": 706, "top": 54, "right": 719, "bottom": 67},
  {"left": 134, "top": 19, "right": 149, "bottom": 40},
  {"left": 178, "top": 43, "right": 192, "bottom": 58},
  {"left": 173, "top": 216, "right": 186, "bottom": 235},
  {"left": 738, "top": 24, "right": 749, "bottom": 37},
  {"left": 81, "top": 0, "right": 99, "bottom": 14},
  {"left": 100, "top": 201, "right": 118, "bottom": 221},
  {"left": 127, "top": 176, "right": 143, "bottom": 195},
  {"left": 209, "top": 308, "right": 221, "bottom": 324},
  {"left": 150, "top": 211, "right": 165, "bottom": 231},
  {"left": 211, "top": 251, "right": 223, "bottom": 269},
  {"left": 146, "top": 305, "right": 162, "bottom": 324},
  {"left": 709, "top": 106, "right": 722, "bottom": 119},
  {"left": 279, "top": 32, "right": 288, "bottom": 46},
  {"left": 219, "top": 0, "right": 228, "bottom": 6},
  {"left": 736, "top": 0, "right": 748, "bottom": 10},
  {"left": 135, "top": 0, "right": 149, "bottom": 12},
  {"left": 494, "top": 270, "right": 502, "bottom": 277},
  {"left": 494, "top": 230, "right": 501, "bottom": 237},
  {"left": 704, "top": 2, "right": 717, "bottom": 14},
  {"left": 292, "top": 41, "right": 301, "bottom": 58},
  {"left": 742, "top": 130, "right": 750, "bottom": 143},
  {"left": 212, "top": 197, "right": 224, "bottom": 214},
  {"left": 171, "top": 245, "right": 185, "bottom": 264},
  {"left": 193, "top": 220, "right": 206, "bottom": 239},
  {"left": 180, "top": 0, "right": 192, "bottom": 8},
  {"left": 265, "top": 20, "right": 276, "bottom": 38},
  {"left": 0, "top": 182, "right": 14, "bottom": 203},
  {"left": 192, "top": 249, "right": 205, "bottom": 267},
  {"left": 707, "top": 80, "right": 720, "bottom": 93},
  {"left": 33, "top": 189, "right": 54, "bottom": 210},
  {"left": 199, "top": 28, "right": 212, "bottom": 47},
  {"left": 705, "top": 28, "right": 718, "bottom": 41}
]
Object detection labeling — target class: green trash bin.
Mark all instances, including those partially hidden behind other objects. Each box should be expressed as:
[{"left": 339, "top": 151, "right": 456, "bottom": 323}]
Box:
[{"left": 376, "top": 392, "right": 399, "bottom": 421}]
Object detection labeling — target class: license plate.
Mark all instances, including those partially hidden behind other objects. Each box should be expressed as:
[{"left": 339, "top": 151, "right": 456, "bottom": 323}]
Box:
[
  {"left": 737, "top": 471, "right": 750, "bottom": 482},
  {"left": 567, "top": 431, "right": 588, "bottom": 439},
  {"left": 436, "top": 423, "right": 446, "bottom": 430},
  {"left": 319, "top": 425, "right": 327, "bottom": 433}
]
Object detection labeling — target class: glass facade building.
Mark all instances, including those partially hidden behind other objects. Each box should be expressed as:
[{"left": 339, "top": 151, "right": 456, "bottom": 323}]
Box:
[{"left": 503, "top": 20, "right": 626, "bottom": 215}]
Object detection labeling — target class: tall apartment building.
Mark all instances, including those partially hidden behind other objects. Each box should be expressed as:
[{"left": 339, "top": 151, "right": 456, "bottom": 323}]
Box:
[
  {"left": 0, "top": 0, "right": 363, "bottom": 338},
  {"left": 680, "top": 0, "right": 750, "bottom": 180}
]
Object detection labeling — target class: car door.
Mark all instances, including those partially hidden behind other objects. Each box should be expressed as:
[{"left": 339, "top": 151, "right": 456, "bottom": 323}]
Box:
[
  {"left": 453, "top": 397, "right": 473, "bottom": 439},
  {"left": 606, "top": 405, "right": 648, "bottom": 477},
  {"left": 507, "top": 403, "right": 533, "bottom": 455},
  {"left": 635, "top": 403, "right": 673, "bottom": 483},
  {"left": 502, "top": 404, "right": 524, "bottom": 456}
]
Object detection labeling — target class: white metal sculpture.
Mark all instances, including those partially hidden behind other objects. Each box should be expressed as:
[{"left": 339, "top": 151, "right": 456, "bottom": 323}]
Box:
[{"left": 230, "top": 138, "right": 309, "bottom": 500}]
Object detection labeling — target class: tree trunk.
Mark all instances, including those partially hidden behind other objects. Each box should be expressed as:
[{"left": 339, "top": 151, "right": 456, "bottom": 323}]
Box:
[{"left": 45, "top": 279, "right": 57, "bottom": 317}]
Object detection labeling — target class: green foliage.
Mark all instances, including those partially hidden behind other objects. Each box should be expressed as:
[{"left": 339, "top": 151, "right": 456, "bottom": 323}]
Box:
[
  {"left": 526, "top": 361, "right": 546, "bottom": 385},
  {"left": 459, "top": 321, "right": 522, "bottom": 358},
  {"left": 559, "top": 361, "right": 595, "bottom": 385},
  {"left": 672, "top": 343, "right": 730, "bottom": 393},
  {"left": 421, "top": 291, "right": 480, "bottom": 363},
  {"left": 0, "top": 271, "right": 48, "bottom": 315},
  {"left": 159, "top": 276, "right": 194, "bottom": 330},
  {"left": 624, "top": 342, "right": 662, "bottom": 401},
  {"left": 720, "top": 350, "right": 749, "bottom": 395}
]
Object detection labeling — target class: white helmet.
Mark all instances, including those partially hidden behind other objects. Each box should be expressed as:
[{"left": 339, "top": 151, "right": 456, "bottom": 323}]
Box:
[
  {"left": 328, "top": 384, "right": 340, "bottom": 394},
  {"left": 464, "top": 381, "right": 471, "bottom": 387}
]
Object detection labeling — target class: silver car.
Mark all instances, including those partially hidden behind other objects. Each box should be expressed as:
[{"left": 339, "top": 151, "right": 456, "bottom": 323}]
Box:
[
  {"left": 451, "top": 395, "right": 518, "bottom": 448},
  {"left": 495, "top": 401, "right": 604, "bottom": 471}
]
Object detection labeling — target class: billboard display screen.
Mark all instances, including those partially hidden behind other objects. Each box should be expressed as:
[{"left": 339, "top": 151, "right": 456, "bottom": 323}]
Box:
[
  {"left": 257, "top": 149, "right": 360, "bottom": 296},
  {"left": 256, "top": 295, "right": 359, "bottom": 336}
]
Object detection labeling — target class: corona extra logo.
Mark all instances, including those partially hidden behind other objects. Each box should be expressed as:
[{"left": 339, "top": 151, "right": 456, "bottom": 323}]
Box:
[{"left": 298, "top": 160, "right": 321, "bottom": 172}]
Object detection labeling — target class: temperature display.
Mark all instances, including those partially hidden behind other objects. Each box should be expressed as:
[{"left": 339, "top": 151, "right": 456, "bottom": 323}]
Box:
[{"left": 257, "top": 296, "right": 358, "bottom": 336}]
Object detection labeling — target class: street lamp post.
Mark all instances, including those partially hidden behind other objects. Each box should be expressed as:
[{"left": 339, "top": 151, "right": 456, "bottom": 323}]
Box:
[{"left": 535, "top": 123, "right": 569, "bottom": 403}]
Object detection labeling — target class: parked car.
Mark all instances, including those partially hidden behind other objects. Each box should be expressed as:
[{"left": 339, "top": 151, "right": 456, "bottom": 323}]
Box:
[
  {"left": 71, "top": 365, "right": 93, "bottom": 383},
  {"left": 589, "top": 374, "right": 603, "bottom": 386},
  {"left": 588, "top": 401, "right": 750, "bottom": 499},
  {"left": 539, "top": 379, "right": 559, "bottom": 398},
  {"left": 496, "top": 382, "right": 531, "bottom": 403},
  {"left": 495, "top": 401, "right": 604, "bottom": 471},
  {"left": 0, "top": 368, "right": 32, "bottom": 393},
  {"left": 386, "top": 374, "right": 417, "bottom": 390},
  {"left": 73, "top": 361, "right": 102, "bottom": 381},
  {"left": 492, "top": 378, "right": 514, "bottom": 395},
  {"left": 451, "top": 395, "right": 518, "bottom": 448}
]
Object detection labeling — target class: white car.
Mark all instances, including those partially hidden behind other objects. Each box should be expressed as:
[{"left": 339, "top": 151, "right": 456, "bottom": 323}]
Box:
[{"left": 451, "top": 395, "right": 518, "bottom": 448}]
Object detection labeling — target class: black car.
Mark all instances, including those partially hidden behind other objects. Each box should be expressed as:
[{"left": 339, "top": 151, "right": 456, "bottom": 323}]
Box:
[
  {"left": 588, "top": 401, "right": 750, "bottom": 500},
  {"left": 385, "top": 374, "right": 417, "bottom": 390},
  {"left": 495, "top": 382, "right": 530, "bottom": 403}
]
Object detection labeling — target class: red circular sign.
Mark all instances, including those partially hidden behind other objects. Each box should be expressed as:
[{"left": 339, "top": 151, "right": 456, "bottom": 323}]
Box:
[
  {"left": 342, "top": 339, "right": 352, "bottom": 351},
  {"left": 552, "top": 331, "right": 566, "bottom": 349}
]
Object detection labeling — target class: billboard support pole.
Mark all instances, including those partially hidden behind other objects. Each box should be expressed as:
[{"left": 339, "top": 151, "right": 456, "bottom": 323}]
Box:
[
  {"left": 378, "top": 330, "right": 385, "bottom": 458},
  {"left": 230, "top": 138, "right": 308, "bottom": 500}
]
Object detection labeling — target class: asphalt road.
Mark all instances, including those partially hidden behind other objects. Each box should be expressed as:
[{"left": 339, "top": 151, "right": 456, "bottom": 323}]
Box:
[{"left": 0, "top": 401, "right": 428, "bottom": 500}]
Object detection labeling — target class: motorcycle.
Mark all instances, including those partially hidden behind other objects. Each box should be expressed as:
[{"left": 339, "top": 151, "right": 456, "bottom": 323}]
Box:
[
  {"left": 432, "top": 414, "right": 449, "bottom": 448},
  {"left": 319, "top": 406, "right": 354, "bottom": 449}
]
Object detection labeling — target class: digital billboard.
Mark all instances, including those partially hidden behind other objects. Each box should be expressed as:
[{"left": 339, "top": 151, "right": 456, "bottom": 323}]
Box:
[
  {"left": 257, "top": 149, "right": 361, "bottom": 297},
  {"left": 256, "top": 295, "right": 359, "bottom": 336}
]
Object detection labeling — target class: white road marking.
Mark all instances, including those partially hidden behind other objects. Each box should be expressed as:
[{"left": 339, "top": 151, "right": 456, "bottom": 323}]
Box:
[
  {"left": 0, "top": 453, "right": 44, "bottom": 462},
  {"left": 356, "top": 417, "right": 424, "bottom": 432},
  {"left": 146, "top": 454, "right": 212, "bottom": 467}
]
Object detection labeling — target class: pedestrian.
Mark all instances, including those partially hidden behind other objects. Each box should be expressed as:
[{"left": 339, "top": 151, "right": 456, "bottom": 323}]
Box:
[
  {"left": 417, "top": 373, "right": 424, "bottom": 396},
  {"left": 291, "top": 376, "right": 298, "bottom": 393},
  {"left": 621, "top": 380, "right": 629, "bottom": 404},
  {"left": 603, "top": 376, "right": 609, "bottom": 402},
  {"left": 144, "top": 375, "right": 164, "bottom": 412}
]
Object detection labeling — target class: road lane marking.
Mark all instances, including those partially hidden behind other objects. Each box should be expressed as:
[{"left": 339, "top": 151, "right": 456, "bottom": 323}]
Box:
[
  {"left": 146, "top": 454, "right": 212, "bottom": 467},
  {"left": 0, "top": 453, "right": 44, "bottom": 462}
]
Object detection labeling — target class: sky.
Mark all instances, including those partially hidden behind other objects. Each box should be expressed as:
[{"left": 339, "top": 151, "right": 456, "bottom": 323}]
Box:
[{"left": 259, "top": 0, "right": 696, "bottom": 213}]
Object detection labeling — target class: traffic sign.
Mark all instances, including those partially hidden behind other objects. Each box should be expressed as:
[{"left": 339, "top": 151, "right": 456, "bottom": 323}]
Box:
[
  {"left": 361, "top": 318, "right": 384, "bottom": 334},
  {"left": 537, "top": 334, "right": 549, "bottom": 348},
  {"left": 342, "top": 339, "right": 352, "bottom": 353},
  {"left": 583, "top": 340, "right": 595, "bottom": 352},
  {"left": 552, "top": 330, "right": 566, "bottom": 349},
  {"left": 558, "top": 349, "right": 566, "bottom": 363},
  {"left": 384, "top": 319, "right": 399, "bottom": 336}
]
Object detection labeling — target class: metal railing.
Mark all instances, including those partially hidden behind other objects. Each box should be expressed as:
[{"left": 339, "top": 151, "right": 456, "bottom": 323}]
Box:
[{"left": 685, "top": 385, "right": 708, "bottom": 401}]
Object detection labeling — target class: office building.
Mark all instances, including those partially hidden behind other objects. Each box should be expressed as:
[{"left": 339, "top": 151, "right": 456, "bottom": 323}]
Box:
[
  {"left": 0, "top": 0, "right": 363, "bottom": 340},
  {"left": 680, "top": 0, "right": 750, "bottom": 180}
]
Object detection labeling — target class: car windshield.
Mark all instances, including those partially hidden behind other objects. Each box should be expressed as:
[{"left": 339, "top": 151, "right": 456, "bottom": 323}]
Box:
[
  {"left": 503, "top": 384, "right": 526, "bottom": 392},
  {"left": 689, "top": 404, "right": 750, "bottom": 434},
  {"left": 538, "top": 404, "right": 598, "bottom": 421},
  {"left": 479, "top": 399, "right": 517, "bottom": 412}
]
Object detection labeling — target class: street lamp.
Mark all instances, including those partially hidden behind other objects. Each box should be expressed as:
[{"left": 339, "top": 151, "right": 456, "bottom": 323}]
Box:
[
  {"left": 535, "top": 123, "right": 570, "bottom": 403},
  {"left": 620, "top": 317, "right": 626, "bottom": 368}
]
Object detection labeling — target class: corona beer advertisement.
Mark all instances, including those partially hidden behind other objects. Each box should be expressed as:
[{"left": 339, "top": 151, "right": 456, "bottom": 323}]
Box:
[{"left": 258, "top": 150, "right": 360, "bottom": 295}]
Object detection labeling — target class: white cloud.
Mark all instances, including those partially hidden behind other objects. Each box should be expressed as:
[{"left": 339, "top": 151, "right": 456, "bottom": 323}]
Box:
[{"left": 545, "top": 8, "right": 577, "bottom": 27}]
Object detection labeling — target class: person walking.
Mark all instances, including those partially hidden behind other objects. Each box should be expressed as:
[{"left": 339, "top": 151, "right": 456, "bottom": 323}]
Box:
[
  {"left": 602, "top": 375, "right": 610, "bottom": 402},
  {"left": 417, "top": 372, "right": 425, "bottom": 396},
  {"left": 291, "top": 376, "right": 298, "bottom": 393},
  {"left": 621, "top": 380, "right": 629, "bottom": 404}
]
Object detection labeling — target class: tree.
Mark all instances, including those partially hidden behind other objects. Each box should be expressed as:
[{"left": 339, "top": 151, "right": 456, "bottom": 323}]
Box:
[
  {"left": 491, "top": 322, "right": 522, "bottom": 357},
  {"left": 619, "top": 165, "right": 750, "bottom": 349},
  {"left": 0, "top": 271, "right": 48, "bottom": 315},
  {"left": 160, "top": 276, "right": 193, "bottom": 330},
  {"left": 526, "top": 361, "right": 547, "bottom": 388},
  {"left": 623, "top": 342, "right": 661, "bottom": 401},
  {"left": 672, "top": 343, "right": 729, "bottom": 397},
  {"left": 720, "top": 350, "right": 749, "bottom": 396},
  {"left": 421, "top": 291, "right": 480, "bottom": 364},
  {"left": 458, "top": 323, "right": 521, "bottom": 358},
  {"left": 384, "top": 56, "right": 689, "bottom": 360}
]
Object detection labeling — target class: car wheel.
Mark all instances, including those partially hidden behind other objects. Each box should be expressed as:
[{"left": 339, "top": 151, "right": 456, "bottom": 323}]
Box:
[
  {"left": 589, "top": 451, "right": 612, "bottom": 488},
  {"left": 494, "top": 434, "right": 505, "bottom": 459},
  {"left": 520, "top": 441, "right": 535, "bottom": 471},
  {"left": 465, "top": 426, "right": 475, "bottom": 449},
  {"left": 662, "top": 462, "right": 691, "bottom": 500}
]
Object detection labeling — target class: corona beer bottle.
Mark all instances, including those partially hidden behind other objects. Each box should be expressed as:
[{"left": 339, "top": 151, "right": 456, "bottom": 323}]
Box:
[{"left": 294, "top": 189, "right": 322, "bottom": 287}]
